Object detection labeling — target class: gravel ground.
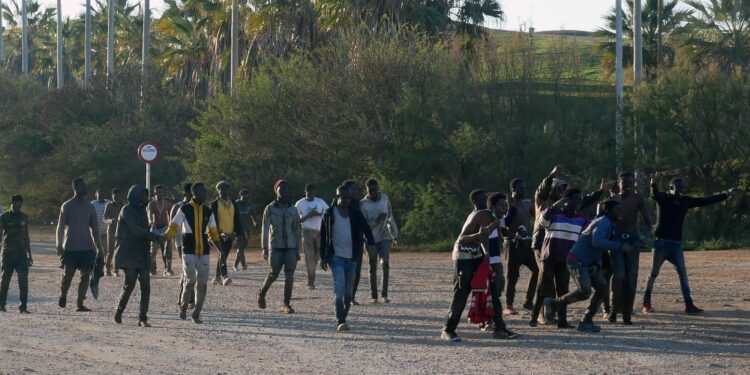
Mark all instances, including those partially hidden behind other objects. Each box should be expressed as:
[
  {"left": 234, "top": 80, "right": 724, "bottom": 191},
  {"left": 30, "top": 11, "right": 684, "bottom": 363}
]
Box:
[{"left": 1, "top": 229, "right": 749, "bottom": 374}]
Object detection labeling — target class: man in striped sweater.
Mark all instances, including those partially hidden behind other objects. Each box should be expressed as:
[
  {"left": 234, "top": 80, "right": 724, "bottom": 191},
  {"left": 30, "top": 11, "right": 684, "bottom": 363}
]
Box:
[{"left": 530, "top": 189, "right": 587, "bottom": 328}]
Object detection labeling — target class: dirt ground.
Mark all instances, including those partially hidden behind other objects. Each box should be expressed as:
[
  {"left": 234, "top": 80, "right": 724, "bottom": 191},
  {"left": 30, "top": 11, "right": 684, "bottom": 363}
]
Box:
[{"left": 0, "top": 228, "right": 749, "bottom": 374}]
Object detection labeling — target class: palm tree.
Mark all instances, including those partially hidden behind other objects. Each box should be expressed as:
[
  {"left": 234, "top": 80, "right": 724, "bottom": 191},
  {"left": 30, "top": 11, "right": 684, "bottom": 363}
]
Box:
[
  {"left": 2, "top": 0, "right": 57, "bottom": 83},
  {"left": 596, "top": 0, "right": 691, "bottom": 79},
  {"left": 682, "top": 0, "right": 750, "bottom": 69}
]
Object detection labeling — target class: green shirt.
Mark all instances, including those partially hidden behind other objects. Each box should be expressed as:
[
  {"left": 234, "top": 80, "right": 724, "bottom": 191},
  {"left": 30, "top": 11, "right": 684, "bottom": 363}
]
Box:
[{"left": 1, "top": 211, "right": 29, "bottom": 254}]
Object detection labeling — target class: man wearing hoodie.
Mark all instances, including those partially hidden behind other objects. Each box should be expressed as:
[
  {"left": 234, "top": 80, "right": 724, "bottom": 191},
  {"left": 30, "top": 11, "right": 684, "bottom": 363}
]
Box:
[
  {"left": 320, "top": 184, "right": 375, "bottom": 331},
  {"left": 113, "top": 186, "right": 163, "bottom": 327},
  {"left": 0, "top": 195, "right": 33, "bottom": 313},
  {"left": 56, "top": 178, "right": 102, "bottom": 312},
  {"left": 258, "top": 180, "right": 302, "bottom": 314},
  {"left": 165, "top": 183, "right": 223, "bottom": 324},
  {"left": 103, "top": 189, "right": 125, "bottom": 277}
]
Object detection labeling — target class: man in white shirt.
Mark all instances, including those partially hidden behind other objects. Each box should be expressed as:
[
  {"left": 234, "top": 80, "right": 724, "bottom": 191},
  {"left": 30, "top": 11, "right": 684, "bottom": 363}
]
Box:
[
  {"left": 359, "top": 179, "right": 398, "bottom": 303},
  {"left": 295, "top": 184, "right": 329, "bottom": 290}
]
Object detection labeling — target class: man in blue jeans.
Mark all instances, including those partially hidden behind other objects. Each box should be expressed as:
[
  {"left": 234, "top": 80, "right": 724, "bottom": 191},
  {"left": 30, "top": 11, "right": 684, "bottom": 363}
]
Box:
[
  {"left": 545, "top": 200, "right": 637, "bottom": 333},
  {"left": 320, "top": 185, "right": 375, "bottom": 332},
  {"left": 642, "top": 174, "right": 738, "bottom": 315}
]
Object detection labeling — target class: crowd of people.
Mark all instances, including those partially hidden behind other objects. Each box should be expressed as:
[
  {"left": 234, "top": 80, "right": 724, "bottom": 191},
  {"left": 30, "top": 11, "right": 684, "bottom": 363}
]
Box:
[{"left": 0, "top": 167, "right": 739, "bottom": 342}]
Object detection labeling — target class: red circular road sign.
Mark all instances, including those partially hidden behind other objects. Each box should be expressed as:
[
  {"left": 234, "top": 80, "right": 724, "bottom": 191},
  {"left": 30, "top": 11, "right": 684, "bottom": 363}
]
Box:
[{"left": 138, "top": 142, "right": 160, "bottom": 164}]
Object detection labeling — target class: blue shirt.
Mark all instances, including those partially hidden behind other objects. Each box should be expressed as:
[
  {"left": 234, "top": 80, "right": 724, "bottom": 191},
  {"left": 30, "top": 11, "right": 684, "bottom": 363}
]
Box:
[{"left": 568, "top": 215, "right": 622, "bottom": 267}]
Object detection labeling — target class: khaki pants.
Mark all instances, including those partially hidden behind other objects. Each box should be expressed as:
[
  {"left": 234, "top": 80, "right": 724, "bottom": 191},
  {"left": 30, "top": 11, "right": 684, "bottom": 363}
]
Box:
[
  {"left": 181, "top": 254, "right": 210, "bottom": 318},
  {"left": 302, "top": 229, "right": 321, "bottom": 286},
  {"left": 105, "top": 225, "right": 117, "bottom": 273}
]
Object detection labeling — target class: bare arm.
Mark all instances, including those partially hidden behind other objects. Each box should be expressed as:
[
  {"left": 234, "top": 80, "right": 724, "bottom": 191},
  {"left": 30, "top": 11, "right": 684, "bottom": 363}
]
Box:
[
  {"left": 56, "top": 204, "right": 67, "bottom": 251},
  {"left": 90, "top": 208, "right": 102, "bottom": 255}
]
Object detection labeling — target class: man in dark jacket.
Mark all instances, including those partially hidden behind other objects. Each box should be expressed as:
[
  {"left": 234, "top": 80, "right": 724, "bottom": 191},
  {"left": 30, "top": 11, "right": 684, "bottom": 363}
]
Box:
[
  {"left": 320, "top": 185, "right": 375, "bottom": 331},
  {"left": 113, "top": 185, "right": 162, "bottom": 327}
]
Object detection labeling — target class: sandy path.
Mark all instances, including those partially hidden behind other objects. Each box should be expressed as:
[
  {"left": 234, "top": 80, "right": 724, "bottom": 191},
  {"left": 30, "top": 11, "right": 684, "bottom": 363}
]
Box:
[{"left": 0, "top": 228, "right": 748, "bottom": 374}]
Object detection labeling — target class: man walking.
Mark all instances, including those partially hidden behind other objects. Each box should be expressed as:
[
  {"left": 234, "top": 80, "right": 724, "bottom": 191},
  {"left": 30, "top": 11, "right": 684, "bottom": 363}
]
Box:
[
  {"left": 320, "top": 185, "right": 375, "bottom": 331},
  {"left": 258, "top": 180, "right": 301, "bottom": 314},
  {"left": 234, "top": 189, "right": 257, "bottom": 271},
  {"left": 103, "top": 189, "right": 124, "bottom": 277},
  {"left": 295, "top": 184, "right": 328, "bottom": 289},
  {"left": 642, "top": 175, "right": 738, "bottom": 314},
  {"left": 147, "top": 185, "right": 174, "bottom": 276},
  {"left": 56, "top": 178, "right": 102, "bottom": 312},
  {"left": 171, "top": 183, "right": 193, "bottom": 308},
  {"left": 441, "top": 190, "right": 518, "bottom": 342},
  {"left": 113, "top": 185, "right": 163, "bottom": 327},
  {"left": 359, "top": 179, "right": 398, "bottom": 303},
  {"left": 90, "top": 189, "right": 110, "bottom": 298},
  {"left": 165, "top": 183, "right": 223, "bottom": 324},
  {"left": 0, "top": 195, "right": 33, "bottom": 313},
  {"left": 608, "top": 172, "right": 652, "bottom": 324},
  {"left": 544, "top": 200, "right": 636, "bottom": 333},
  {"left": 503, "top": 178, "right": 538, "bottom": 314},
  {"left": 211, "top": 181, "right": 240, "bottom": 286}
]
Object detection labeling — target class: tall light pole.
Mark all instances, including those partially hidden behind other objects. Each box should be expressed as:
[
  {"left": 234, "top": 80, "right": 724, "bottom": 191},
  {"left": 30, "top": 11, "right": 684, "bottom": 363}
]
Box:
[
  {"left": 230, "top": 0, "right": 238, "bottom": 94},
  {"left": 21, "top": 0, "right": 28, "bottom": 76},
  {"left": 107, "top": 0, "right": 114, "bottom": 79},
  {"left": 56, "top": 0, "right": 63, "bottom": 88},
  {"left": 633, "top": 0, "right": 644, "bottom": 187},
  {"left": 615, "top": 0, "right": 624, "bottom": 172},
  {"left": 0, "top": 0, "right": 5, "bottom": 65},
  {"left": 84, "top": 0, "right": 91, "bottom": 86},
  {"left": 142, "top": 0, "right": 150, "bottom": 77}
]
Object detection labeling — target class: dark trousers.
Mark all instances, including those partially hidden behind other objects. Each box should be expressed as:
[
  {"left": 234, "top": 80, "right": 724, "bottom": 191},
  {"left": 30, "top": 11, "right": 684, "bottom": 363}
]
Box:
[
  {"left": 504, "top": 238, "right": 538, "bottom": 307},
  {"left": 259, "top": 248, "right": 297, "bottom": 305},
  {"left": 531, "top": 258, "right": 570, "bottom": 322},
  {"left": 367, "top": 240, "right": 392, "bottom": 299},
  {"left": 488, "top": 262, "right": 508, "bottom": 330},
  {"left": 234, "top": 234, "right": 250, "bottom": 269},
  {"left": 60, "top": 250, "right": 95, "bottom": 307},
  {"left": 0, "top": 252, "right": 29, "bottom": 309},
  {"left": 609, "top": 246, "right": 639, "bottom": 321},
  {"left": 557, "top": 260, "right": 608, "bottom": 323},
  {"left": 116, "top": 268, "right": 150, "bottom": 321},
  {"left": 215, "top": 237, "right": 235, "bottom": 279},
  {"left": 90, "top": 256, "right": 105, "bottom": 291},
  {"left": 445, "top": 257, "right": 492, "bottom": 333},
  {"left": 352, "top": 255, "right": 364, "bottom": 301}
]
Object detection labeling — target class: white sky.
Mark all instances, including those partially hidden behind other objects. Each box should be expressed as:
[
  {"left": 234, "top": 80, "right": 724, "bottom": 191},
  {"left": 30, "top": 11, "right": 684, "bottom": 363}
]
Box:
[{"left": 37, "top": 0, "right": 613, "bottom": 32}]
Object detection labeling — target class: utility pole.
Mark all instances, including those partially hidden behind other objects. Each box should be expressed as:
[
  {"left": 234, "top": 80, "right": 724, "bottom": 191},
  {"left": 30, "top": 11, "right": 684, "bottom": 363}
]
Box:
[
  {"left": 657, "top": 0, "right": 663, "bottom": 77},
  {"left": 107, "top": 0, "right": 115, "bottom": 79},
  {"left": 0, "top": 0, "right": 4, "bottom": 65},
  {"left": 142, "top": 0, "right": 150, "bottom": 77},
  {"left": 56, "top": 0, "right": 63, "bottom": 88},
  {"left": 21, "top": 0, "right": 28, "bottom": 76},
  {"left": 85, "top": 0, "right": 91, "bottom": 86},
  {"left": 230, "top": 0, "right": 238, "bottom": 94},
  {"left": 615, "top": 0, "right": 624, "bottom": 173},
  {"left": 633, "top": 0, "right": 644, "bottom": 189}
]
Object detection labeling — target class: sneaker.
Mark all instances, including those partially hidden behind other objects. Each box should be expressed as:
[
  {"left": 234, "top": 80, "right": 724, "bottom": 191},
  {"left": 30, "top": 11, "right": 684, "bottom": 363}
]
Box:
[
  {"left": 19, "top": 307, "right": 30, "bottom": 314},
  {"left": 441, "top": 330, "right": 461, "bottom": 342},
  {"left": 242, "top": 265, "right": 248, "bottom": 271},
  {"left": 212, "top": 278, "right": 221, "bottom": 285},
  {"left": 76, "top": 306, "right": 92, "bottom": 312},
  {"left": 191, "top": 315, "right": 203, "bottom": 324},
  {"left": 528, "top": 318, "right": 538, "bottom": 328},
  {"left": 222, "top": 277, "right": 232, "bottom": 286},
  {"left": 480, "top": 322, "right": 495, "bottom": 332},
  {"left": 538, "top": 314, "right": 548, "bottom": 325},
  {"left": 503, "top": 307, "right": 518, "bottom": 315},
  {"left": 576, "top": 321, "right": 601, "bottom": 333},
  {"left": 257, "top": 292, "right": 266, "bottom": 309},
  {"left": 166, "top": 269, "right": 174, "bottom": 276},
  {"left": 336, "top": 322, "right": 350, "bottom": 331},
  {"left": 607, "top": 314, "right": 617, "bottom": 323},
  {"left": 352, "top": 300, "right": 360, "bottom": 306},
  {"left": 685, "top": 304, "right": 703, "bottom": 315},
  {"left": 493, "top": 328, "right": 519, "bottom": 339},
  {"left": 642, "top": 303, "right": 654, "bottom": 314},
  {"left": 543, "top": 298, "right": 556, "bottom": 324},
  {"left": 138, "top": 321, "right": 151, "bottom": 328},
  {"left": 163, "top": 270, "right": 170, "bottom": 276},
  {"left": 179, "top": 310, "right": 187, "bottom": 320},
  {"left": 0, "top": 306, "right": 6, "bottom": 312},
  {"left": 114, "top": 270, "right": 120, "bottom": 277},
  {"left": 150, "top": 270, "right": 157, "bottom": 276},
  {"left": 557, "top": 321, "right": 574, "bottom": 329},
  {"left": 307, "top": 284, "right": 316, "bottom": 290},
  {"left": 114, "top": 310, "right": 123, "bottom": 324},
  {"left": 91, "top": 285, "right": 99, "bottom": 300},
  {"left": 233, "top": 266, "right": 239, "bottom": 272},
  {"left": 187, "top": 303, "right": 195, "bottom": 310},
  {"left": 58, "top": 296, "right": 66, "bottom": 308},
  {"left": 522, "top": 301, "right": 534, "bottom": 311},
  {"left": 382, "top": 297, "right": 390, "bottom": 303},
  {"left": 372, "top": 298, "right": 379, "bottom": 304},
  {"left": 623, "top": 319, "right": 633, "bottom": 326},
  {"left": 281, "top": 305, "right": 295, "bottom": 314}
]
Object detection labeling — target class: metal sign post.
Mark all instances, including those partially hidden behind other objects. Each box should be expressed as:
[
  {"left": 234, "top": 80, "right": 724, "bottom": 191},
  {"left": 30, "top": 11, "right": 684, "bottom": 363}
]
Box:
[{"left": 138, "top": 142, "right": 159, "bottom": 197}]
